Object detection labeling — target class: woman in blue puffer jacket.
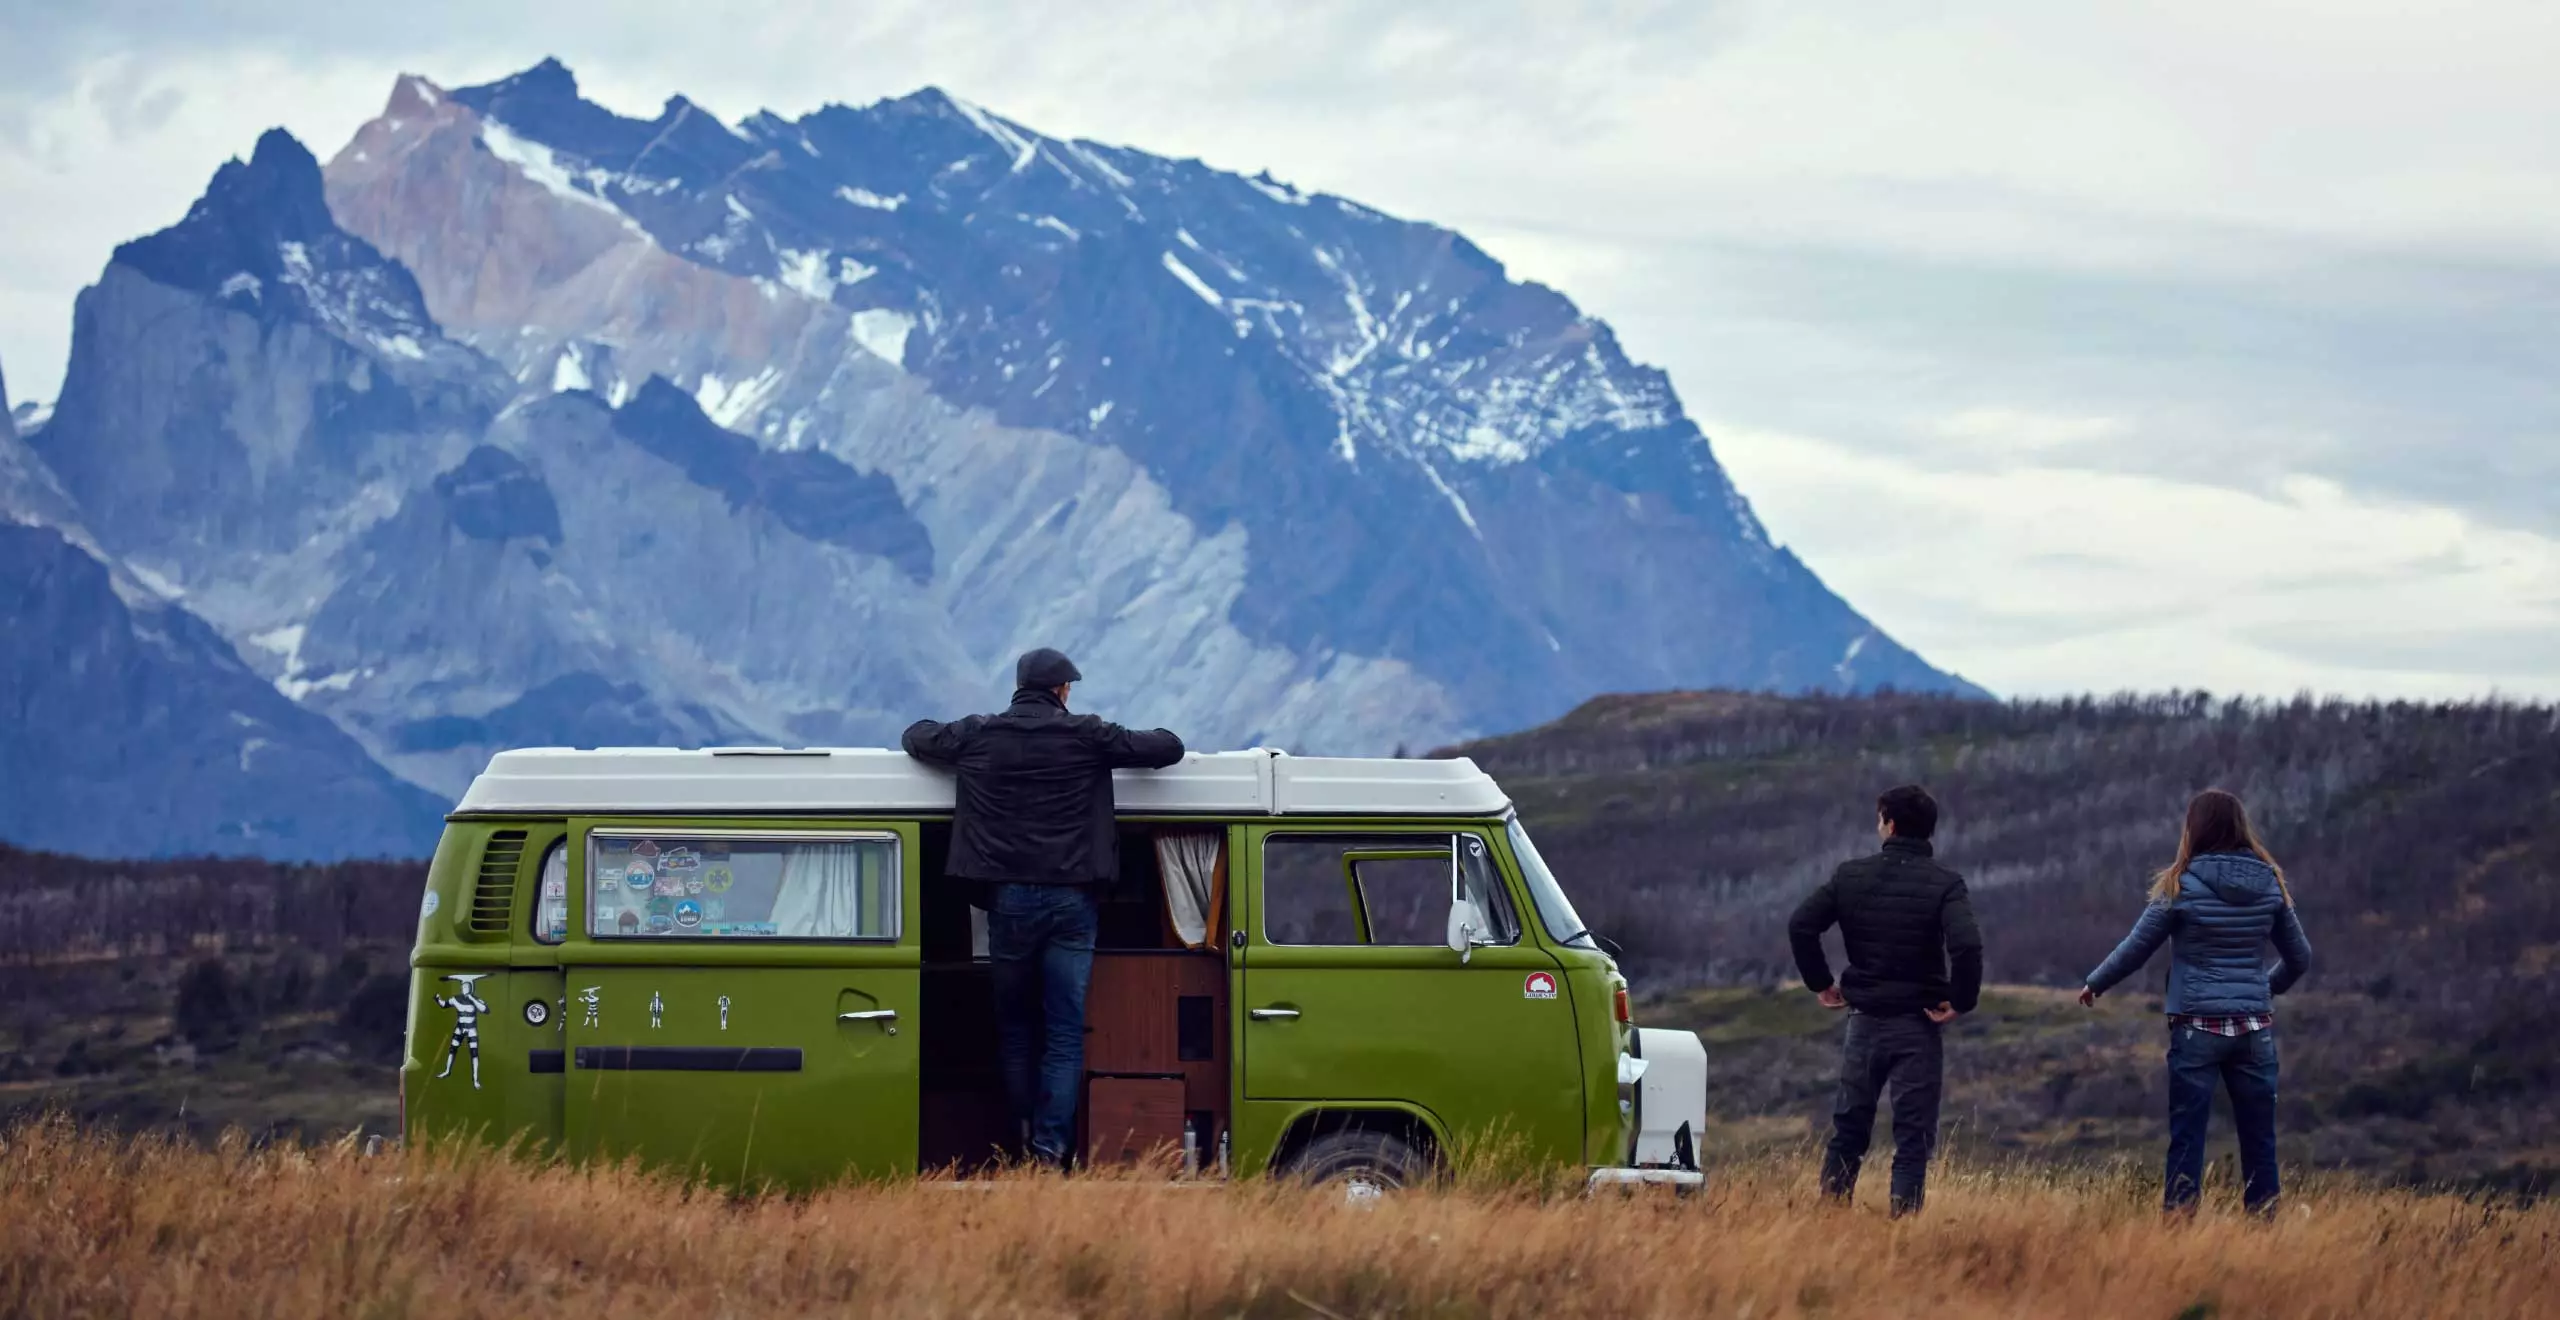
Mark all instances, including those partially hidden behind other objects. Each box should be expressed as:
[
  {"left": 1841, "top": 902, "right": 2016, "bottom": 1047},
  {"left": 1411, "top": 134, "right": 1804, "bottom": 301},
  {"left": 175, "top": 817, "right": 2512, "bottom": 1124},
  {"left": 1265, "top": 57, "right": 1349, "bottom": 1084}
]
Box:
[{"left": 2080, "top": 788, "right": 2313, "bottom": 1216}]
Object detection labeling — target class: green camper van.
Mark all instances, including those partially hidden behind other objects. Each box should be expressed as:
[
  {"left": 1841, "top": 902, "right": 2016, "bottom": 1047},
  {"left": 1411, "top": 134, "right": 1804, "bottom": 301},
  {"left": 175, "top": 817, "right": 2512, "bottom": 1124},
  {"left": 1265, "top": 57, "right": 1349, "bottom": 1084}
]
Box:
[{"left": 403, "top": 747, "right": 1707, "bottom": 1190}]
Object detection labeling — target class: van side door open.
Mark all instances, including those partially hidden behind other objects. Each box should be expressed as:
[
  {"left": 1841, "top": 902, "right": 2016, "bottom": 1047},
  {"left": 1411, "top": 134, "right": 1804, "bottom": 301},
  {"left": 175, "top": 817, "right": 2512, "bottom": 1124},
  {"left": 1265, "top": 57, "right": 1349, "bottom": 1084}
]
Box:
[
  {"left": 561, "top": 823, "right": 921, "bottom": 1187},
  {"left": 1236, "top": 826, "right": 1585, "bottom": 1170}
]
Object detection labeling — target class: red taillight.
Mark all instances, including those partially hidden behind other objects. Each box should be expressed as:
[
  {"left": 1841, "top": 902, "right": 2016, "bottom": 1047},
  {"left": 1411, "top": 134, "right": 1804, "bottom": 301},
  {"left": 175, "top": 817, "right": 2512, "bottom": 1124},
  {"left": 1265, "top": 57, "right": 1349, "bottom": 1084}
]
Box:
[{"left": 1614, "top": 987, "right": 1631, "bottom": 1023}]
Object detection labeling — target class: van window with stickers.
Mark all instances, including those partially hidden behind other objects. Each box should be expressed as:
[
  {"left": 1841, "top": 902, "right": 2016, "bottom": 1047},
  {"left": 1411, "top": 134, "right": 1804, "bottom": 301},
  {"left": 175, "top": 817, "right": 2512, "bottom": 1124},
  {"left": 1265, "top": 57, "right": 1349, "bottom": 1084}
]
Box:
[
  {"left": 1262, "top": 833, "right": 1519, "bottom": 947},
  {"left": 587, "top": 833, "right": 899, "bottom": 941}
]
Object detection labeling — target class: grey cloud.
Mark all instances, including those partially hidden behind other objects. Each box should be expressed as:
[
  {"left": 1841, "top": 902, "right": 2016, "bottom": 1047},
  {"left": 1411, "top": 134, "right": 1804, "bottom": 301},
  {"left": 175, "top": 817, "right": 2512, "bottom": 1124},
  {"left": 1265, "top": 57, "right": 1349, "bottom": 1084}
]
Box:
[
  {"left": 1533, "top": 222, "right": 2560, "bottom": 538},
  {"left": 0, "top": 0, "right": 1727, "bottom": 144},
  {"left": 2237, "top": 620, "right": 2560, "bottom": 679}
]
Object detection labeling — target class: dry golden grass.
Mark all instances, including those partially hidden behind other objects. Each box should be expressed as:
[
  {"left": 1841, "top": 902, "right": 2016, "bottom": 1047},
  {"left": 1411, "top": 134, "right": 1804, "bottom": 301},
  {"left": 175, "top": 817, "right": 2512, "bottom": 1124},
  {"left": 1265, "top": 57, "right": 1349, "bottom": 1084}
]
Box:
[{"left": 3, "top": 1117, "right": 2554, "bottom": 1319}]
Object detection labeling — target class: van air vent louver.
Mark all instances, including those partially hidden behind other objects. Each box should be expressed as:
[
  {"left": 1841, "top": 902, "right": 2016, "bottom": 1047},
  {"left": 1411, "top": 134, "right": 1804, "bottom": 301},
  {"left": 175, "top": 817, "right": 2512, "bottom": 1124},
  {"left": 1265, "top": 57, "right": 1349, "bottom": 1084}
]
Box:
[{"left": 470, "top": 831, "right": 528, "bottom": 935}]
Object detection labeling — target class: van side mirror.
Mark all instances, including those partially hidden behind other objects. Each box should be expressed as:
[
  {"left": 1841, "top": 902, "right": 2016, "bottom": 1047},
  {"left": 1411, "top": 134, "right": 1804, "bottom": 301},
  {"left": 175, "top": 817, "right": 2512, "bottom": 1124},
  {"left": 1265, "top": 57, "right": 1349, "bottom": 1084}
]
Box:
[
  {"left": 1446, "top": 897, "right": 1490, "bottom": 964},
  {"left": 1446, "top": 837, "right": 1492, "bottom": 963}
]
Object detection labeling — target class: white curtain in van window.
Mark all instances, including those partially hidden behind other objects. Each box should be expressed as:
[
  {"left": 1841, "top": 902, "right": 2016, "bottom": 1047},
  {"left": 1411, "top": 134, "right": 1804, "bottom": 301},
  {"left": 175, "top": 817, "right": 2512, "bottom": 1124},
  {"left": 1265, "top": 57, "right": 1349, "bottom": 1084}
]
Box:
[
  {"left": 1155, "top": 830, "right": 1223, "bottom": 950},
  {"left": 773, "top": 843, "right": 876, "bottom": 938}
]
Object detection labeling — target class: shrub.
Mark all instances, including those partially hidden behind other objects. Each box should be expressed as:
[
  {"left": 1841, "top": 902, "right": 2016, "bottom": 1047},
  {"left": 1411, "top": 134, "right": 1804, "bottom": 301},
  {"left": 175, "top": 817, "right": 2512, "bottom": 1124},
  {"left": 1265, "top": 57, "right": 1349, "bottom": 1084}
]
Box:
[
  {"left": 336, "top": 973, "right": 409, "bottom": 1062},
  {"left": 173, "top": 958, "right": 238, "bottom": 1049}
]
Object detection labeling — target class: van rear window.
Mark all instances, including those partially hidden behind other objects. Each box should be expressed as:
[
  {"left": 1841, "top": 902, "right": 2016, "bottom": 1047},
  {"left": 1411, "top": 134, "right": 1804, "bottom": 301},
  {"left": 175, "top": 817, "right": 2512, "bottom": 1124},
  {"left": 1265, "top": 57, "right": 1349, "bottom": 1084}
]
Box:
[
  {"left": 588, "top": 832, "right": 899, "bottom": 940},
  {"left": 532, "top": 842, "right": 568, "bottom": 944}
]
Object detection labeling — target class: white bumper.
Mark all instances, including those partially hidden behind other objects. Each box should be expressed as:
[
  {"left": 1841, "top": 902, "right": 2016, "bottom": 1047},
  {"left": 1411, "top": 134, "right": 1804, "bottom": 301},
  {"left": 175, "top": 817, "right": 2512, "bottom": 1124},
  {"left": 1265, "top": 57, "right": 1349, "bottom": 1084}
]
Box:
[
  {"left": 1599, "top": 1026, "right": 1708, "bottom": 1185},
  {"left": 1586, "top": 1165, "right": 1706, "bottom": 1191}
]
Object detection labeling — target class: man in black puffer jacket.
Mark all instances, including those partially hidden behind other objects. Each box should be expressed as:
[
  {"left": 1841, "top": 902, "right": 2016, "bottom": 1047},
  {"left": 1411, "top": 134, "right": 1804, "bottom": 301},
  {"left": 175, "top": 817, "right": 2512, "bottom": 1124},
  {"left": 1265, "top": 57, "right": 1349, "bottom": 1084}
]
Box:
[
  {"left": 1788, "top": 784, "right": 1983, "bottom": 1216},
  {"left": 904, "top": 648, "right": 1185, "bottom": 1165}
]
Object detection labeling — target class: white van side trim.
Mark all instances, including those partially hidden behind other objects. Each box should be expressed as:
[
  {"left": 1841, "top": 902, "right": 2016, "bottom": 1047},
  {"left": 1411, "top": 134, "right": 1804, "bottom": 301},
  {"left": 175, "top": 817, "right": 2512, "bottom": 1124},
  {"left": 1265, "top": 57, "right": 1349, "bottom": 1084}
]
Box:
[{"left": 452, "top": 747, "right": 1511, "bottom": 818}]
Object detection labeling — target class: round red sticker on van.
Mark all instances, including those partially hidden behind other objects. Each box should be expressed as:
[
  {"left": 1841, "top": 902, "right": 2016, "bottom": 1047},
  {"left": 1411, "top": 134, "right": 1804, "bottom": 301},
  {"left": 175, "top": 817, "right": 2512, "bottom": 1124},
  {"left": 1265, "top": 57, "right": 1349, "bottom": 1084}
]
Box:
[{"left": 1523, "top": 972, "right": 1558, "bottom": 1000}]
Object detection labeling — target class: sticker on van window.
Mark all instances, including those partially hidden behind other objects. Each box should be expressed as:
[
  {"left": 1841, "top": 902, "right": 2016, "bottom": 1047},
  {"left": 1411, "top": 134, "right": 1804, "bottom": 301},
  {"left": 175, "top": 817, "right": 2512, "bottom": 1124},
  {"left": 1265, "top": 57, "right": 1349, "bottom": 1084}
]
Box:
[
  {"left": 705, "top": 866, "right": 735, "bottom": 893},
  {"left": 632, "top": 840, "right": 660, "bottom": 858},
  {"left": 674, "top": 900, "right": 702, "bottom": 930},
  {"left": 661, "top": 847, "right": 700, "bottom": 872},
  {"left": 1523, "top": 972, "right": 1559, "bottom": 1000}
]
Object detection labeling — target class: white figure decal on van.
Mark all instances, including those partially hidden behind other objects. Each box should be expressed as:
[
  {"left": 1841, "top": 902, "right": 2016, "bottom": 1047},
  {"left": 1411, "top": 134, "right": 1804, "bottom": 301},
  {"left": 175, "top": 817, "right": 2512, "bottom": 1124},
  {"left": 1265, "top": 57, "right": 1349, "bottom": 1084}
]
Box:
[
  {"left": 578, "top": 985, "right": 601, "bottom": 1028},
  {"left": 649, "top": 991, "right": 665, "bottom": 1030},
  {"left": 718, "top": 995, "right": 731, "bottom": 1031},
  {"left": 433, "top": 973, "right": 491, "bottom": 1088}
]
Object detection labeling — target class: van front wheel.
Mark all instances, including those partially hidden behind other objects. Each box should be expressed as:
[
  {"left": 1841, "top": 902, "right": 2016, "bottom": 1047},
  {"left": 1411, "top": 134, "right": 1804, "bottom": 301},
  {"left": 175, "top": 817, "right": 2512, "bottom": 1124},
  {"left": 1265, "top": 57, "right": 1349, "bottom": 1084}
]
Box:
[{"left": 1281, "top": 1129, "right": 1429, "bottom": 1201}]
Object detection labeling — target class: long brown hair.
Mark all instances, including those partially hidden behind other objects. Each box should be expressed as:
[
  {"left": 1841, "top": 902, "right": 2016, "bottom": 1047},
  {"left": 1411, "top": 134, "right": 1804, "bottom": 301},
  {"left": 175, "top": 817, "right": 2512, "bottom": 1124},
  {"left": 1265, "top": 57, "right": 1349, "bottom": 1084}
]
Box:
[{"left": 2150, "top": 788, "right": 2292, "bottom": 906}]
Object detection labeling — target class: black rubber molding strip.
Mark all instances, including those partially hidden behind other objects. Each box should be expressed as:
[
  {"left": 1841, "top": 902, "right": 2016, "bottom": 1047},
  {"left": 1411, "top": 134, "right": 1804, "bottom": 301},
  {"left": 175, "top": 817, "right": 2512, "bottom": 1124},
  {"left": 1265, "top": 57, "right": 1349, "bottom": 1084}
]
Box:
[
  {"left": 573, "top": 1046, "right": 804, "bottom": 1072},
  {"left": 529, "top": 1049, "right": 565, "bottom": 1073}
]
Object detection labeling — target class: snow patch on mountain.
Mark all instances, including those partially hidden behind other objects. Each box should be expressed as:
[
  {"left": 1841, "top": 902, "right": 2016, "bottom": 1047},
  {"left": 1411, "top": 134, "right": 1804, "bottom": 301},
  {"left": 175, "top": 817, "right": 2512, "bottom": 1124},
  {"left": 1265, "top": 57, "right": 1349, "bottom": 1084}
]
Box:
[
  {"left": 479, "top": 120, "right": 645, "bottom": 236},
  {"left": 693, "top": 366, "right": 783, "bottom": 429},
  {"left": 1161, "top": 252, "right": 1222, "bottom": 309},
  {"left": 944, "top": 92, "right": 1039, "bottom": 172},
  {"left": 837, "top": 186, "right": 905, "bottom": 211},
  {"left": 774, "top": 248, "right": 835, "bottom": 301},
  {"left": 850, "top": 309, "right": 912, "bottom": 367}
]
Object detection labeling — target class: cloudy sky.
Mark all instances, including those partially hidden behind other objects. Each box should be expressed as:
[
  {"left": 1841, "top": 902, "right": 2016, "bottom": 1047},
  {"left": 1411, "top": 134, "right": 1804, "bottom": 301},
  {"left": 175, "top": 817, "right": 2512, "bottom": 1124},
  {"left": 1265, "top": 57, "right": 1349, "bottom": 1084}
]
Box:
[{"left": 4, "top": 1, "right": 2554, "bottom": 700}]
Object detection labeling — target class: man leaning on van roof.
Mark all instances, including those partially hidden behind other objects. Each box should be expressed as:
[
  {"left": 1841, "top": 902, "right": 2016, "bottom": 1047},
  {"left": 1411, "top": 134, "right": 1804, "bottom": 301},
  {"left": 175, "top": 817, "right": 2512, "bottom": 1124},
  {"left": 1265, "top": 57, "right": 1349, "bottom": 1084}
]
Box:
[{"left": 901, "top": 648, "right": 1185, "bottom": 1166}]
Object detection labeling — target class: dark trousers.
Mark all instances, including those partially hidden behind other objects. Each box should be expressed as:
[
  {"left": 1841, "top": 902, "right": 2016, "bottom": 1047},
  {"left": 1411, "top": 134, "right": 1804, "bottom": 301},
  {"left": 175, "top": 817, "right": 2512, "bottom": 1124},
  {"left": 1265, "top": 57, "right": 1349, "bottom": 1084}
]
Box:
[
  {"left": 2165, "top": 1023, "right": 2281, "bottom": 1215},
  {"left": 1821, "top": 1012, "right": 1944, "bottom": 1215},
  {"left": 986, "top": 882, "right": 1099, "bottom": 1163}
]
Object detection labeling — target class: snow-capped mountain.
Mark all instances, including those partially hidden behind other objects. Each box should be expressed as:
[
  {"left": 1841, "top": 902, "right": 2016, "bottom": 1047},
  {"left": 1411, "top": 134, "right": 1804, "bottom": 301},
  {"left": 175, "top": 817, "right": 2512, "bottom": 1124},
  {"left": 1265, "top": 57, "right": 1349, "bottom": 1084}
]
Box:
[{"left": 15, "top": 58, "right": 1975, "bottom": 854}]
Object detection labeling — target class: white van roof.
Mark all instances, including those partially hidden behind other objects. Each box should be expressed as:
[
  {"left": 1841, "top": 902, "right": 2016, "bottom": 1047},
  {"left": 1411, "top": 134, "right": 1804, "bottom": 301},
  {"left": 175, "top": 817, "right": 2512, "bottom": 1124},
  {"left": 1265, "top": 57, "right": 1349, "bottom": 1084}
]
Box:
[{"left": 451, "top": 747, "right": 1511, "bottom": 818}]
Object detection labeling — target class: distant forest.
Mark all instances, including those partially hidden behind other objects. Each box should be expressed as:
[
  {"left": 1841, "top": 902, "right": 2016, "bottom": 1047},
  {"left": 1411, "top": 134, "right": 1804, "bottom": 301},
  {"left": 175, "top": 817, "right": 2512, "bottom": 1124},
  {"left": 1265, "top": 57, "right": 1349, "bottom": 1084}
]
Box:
[
  {"left": 1451, "top": 690, "right": 2560, "bottom": 1000},
  {"left": 6, "top": 689, "right": 2556, "bottom": 995},
  {"left": 0, "top": 846, "right": 421, "bottom": 964}
]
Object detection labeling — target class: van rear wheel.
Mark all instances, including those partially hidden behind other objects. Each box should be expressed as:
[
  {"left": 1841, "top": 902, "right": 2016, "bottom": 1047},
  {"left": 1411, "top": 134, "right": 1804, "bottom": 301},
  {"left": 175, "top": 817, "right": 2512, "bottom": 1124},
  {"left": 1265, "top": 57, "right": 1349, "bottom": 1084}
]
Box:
[{"left": 1281, "top": 1129, "right": 1429, "bottom": 1202}]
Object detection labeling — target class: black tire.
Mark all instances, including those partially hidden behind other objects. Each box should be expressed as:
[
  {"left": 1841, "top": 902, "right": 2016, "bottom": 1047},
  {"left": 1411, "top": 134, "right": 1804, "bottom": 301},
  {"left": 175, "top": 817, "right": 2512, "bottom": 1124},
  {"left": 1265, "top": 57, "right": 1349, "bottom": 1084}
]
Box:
[{"left": 1280, "top": 1129, "right": 1430, "bottom": 1196}]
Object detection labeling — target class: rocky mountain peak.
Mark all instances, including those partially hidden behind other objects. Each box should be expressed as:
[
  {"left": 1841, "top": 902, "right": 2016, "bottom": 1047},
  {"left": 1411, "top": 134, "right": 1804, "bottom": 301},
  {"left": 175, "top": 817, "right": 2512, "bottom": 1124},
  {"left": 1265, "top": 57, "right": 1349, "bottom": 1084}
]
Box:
[
  {"left": 108, "top": 127, "right": 437, "bottom": 351},
  {"left": 113, "top": 129, "right": 336, "bottom": 292},
  {"left": 466, "top": 55, "right": 582, "bottom": 110}
]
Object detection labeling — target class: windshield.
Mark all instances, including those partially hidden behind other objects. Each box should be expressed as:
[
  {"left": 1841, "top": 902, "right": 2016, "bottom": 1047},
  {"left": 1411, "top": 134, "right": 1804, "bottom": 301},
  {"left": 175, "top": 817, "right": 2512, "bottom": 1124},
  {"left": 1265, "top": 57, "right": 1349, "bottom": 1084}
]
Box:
[{"left": 1506, "top": 815, "right": 1595, "bottom": 949}]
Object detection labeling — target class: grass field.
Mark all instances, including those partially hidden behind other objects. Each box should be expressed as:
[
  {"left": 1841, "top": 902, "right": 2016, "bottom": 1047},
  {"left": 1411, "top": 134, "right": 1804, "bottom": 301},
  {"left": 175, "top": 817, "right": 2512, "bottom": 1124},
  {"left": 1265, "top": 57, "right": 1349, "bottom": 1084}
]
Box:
[{"left": 3, "top": 1118, "right": 2553, "bottom": 1318}]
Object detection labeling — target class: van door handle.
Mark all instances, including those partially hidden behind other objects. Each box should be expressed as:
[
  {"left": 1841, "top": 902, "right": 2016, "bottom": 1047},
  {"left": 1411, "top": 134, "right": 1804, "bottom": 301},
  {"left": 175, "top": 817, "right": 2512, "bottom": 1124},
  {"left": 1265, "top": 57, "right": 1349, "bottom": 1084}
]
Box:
[
  {"left": 1249, "top": 1007, "right": 1300, "bottom": 1021},
  {"left": 839, "top": 1010, "right": 898, "bottom": 1022}
]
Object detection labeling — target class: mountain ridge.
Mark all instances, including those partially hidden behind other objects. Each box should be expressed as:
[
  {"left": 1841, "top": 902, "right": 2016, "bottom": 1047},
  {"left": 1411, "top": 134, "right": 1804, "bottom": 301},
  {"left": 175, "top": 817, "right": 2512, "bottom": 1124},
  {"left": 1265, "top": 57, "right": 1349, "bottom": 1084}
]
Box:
[{"left": 11, "top": 58, "right": 1978, "bottom": 855}]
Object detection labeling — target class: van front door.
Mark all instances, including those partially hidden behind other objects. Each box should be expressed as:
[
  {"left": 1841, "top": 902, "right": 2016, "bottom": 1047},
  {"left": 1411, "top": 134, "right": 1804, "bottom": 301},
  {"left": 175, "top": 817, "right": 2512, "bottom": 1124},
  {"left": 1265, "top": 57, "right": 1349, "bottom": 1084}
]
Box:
[
  {"left": 561, "top": 824, "right": 919, "bottom": 1187},
  {"left": 1236, "top": 826, "right": 1584, "bottom": 1170}
]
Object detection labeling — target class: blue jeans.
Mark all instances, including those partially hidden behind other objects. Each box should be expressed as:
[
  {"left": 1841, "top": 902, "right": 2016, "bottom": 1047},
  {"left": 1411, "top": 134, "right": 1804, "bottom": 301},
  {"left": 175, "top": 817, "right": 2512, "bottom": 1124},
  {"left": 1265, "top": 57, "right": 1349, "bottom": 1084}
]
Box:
[
  {"left": 986, "top": 883, "right": 1098, "bottom": 1163},
  {"left": 2165, "top": 1023, "right": 2281, "bottom": 1215}
]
